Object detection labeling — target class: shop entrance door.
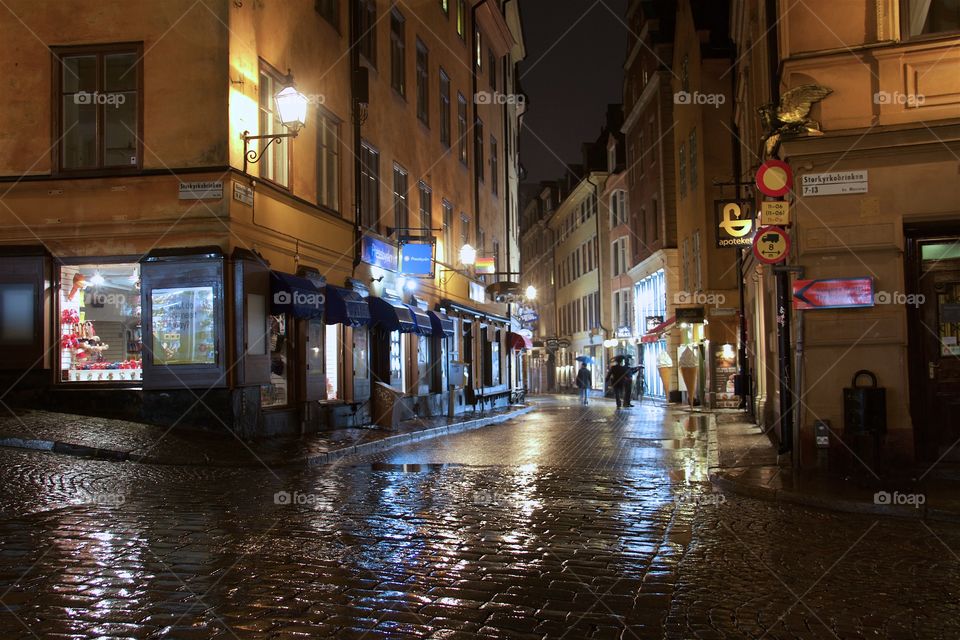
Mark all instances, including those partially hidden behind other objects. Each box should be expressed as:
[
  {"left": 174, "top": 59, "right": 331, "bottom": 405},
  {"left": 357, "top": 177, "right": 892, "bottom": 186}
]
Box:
[{"left": 908, "top": 233, "right": 960, "bottom": 461}]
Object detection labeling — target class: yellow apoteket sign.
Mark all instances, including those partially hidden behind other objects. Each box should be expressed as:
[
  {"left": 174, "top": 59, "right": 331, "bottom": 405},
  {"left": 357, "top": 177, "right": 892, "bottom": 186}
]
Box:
[{"left": 761, "top": 201, "right": 790, "bottom": 225}]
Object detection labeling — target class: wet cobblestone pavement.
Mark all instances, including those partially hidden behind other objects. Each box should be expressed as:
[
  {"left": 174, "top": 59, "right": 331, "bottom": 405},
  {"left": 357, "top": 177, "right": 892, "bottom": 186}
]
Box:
[{"left": 1, "top": 396, "right": 958, "bottom": 638}]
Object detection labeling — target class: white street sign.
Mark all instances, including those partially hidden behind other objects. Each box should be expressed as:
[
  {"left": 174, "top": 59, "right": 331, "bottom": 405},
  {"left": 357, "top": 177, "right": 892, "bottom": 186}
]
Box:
[{"left": 801, "top": 171, "right": 867, "bottom": 196}]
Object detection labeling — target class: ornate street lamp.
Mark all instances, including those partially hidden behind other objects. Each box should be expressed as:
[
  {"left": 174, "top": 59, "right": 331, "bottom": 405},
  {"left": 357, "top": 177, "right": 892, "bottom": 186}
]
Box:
[{"left": 242, "top": 74, "right": 308, "bottom": 173}]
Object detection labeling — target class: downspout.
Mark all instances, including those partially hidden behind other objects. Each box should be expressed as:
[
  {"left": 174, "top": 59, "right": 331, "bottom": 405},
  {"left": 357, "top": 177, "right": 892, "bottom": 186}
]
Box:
[
  {"left": 730, "top": 57, "right": 752, "bottom": 418},
  {"left": 587, "top": 174, "right": 607, "bottom": 393},
  {"left": 350, "top": 0, "right": 363, "bottom": 273}
]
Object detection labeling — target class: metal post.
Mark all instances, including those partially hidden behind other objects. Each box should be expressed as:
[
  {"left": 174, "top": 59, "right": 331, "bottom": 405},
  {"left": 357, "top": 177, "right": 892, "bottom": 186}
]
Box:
[{"left": 776, "top": 269, "right": 794, "bottom": 458}]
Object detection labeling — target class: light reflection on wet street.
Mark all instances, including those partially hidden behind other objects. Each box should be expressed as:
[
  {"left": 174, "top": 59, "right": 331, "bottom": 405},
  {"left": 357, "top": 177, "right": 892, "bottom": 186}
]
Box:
[{"left": 1, "top": 396, "right": 959, "bottom": 638}]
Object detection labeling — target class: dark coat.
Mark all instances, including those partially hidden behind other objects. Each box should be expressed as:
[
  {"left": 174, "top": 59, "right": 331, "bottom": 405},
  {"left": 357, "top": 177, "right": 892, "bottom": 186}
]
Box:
[
  {"left": 576, "top": 367, "right": 592, "bottom": 389},
  {"left": 606, "top": 364, "right": 630, "bottom": 388}
]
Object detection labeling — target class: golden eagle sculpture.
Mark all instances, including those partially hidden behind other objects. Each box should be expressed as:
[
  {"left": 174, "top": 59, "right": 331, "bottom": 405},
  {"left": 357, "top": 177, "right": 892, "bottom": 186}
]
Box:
[{"left": 758, "top": 84, "right": 833, "bottom": 157}]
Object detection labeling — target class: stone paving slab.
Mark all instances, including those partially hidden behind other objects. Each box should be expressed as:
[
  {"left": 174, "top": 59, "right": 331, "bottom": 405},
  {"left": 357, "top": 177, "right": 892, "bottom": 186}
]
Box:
[
  {"left": 0, "top": 404, "right": 533, "bottom": 469},
  {"left": 707, "top": 409, "right": 960, "bottom": 521}
]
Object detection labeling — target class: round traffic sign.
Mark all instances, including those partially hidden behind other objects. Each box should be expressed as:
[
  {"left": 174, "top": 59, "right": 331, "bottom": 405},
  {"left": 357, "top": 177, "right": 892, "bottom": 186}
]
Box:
[
  {"left": 752, "top": 225, "right": 791, "bottom": 264},
  {"left": 755, "top": 160, "right": 793, "bottom": 197}
]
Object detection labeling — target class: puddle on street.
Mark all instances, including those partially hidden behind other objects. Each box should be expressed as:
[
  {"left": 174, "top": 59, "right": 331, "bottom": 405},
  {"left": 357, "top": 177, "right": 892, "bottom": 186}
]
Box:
[
  {"left": 364, "top": 463, "right": 457, "bottom": 473},
  {"left": 624, "top": 438, "right": 698, "bottom": 449}
]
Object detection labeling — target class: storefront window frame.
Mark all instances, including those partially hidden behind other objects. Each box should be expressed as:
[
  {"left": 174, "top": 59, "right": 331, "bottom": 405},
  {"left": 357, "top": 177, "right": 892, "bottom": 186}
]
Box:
[
  {"left": 140, "top": 252, "right": 226, "bottom": 390},
  {"left": 56, "top": 256, "right": 143, "bottom": 386},
  {"left": 0, "top": 252, "right": 47, "bottom": 371}
]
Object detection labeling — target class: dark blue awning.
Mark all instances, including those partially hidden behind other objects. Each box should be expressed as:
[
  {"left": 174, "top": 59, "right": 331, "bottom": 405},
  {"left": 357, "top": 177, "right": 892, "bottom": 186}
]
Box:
[
  {"left": 324, "top": 286, "right": 371, "bottom": 327},
  {"left": 427, "top": 310, "right": 455, "bottom": 337},
  {"left": 407, "top": 305, "right": 433, "bottom": 336},
  {"left": 368, "top": 296, "right": 417, "bottom": 333},
  {"left": 270, "top": 272, "right": 324, "bottom": 319}
]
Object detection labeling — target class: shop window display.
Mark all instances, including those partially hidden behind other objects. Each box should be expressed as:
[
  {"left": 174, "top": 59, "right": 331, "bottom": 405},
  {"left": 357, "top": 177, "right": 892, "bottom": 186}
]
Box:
[
  {"left": 325, "top": 324, "right": 339, "bottom": 400},
  {"left": 150, "top": 287, "right": 216, "bottom": 365},
  {"left": 262, "top": 314, "right": 289, "bottom": 407},
  {"left": 60, "top": 263, "right": 142, "bottom": 382}
]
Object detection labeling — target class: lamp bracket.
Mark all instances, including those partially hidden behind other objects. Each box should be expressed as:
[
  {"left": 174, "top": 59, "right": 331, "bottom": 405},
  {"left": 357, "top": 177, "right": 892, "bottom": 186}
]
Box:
[{"left": 242, "top": 130, "right": 300, "bottom": 173}]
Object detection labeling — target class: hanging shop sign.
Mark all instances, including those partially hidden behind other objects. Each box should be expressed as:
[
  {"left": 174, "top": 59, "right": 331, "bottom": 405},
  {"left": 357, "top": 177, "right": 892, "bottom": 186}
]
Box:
[
  {"left": 518, "top": 308, "right": 539, "bottom": 323},
  {"left": 362, "top": 236, "right": 399, "bottom": 272},
  {"left": 752, "top": 225, "right": 791, "bottom": 264},
  {"left": 755, "top": 160, "right": 793, "bottom": 197},
  {"left": 474, "top": 256, "right": 496, "bottom": 274},
  {"left": 715, "top": 200, "right": 755, "bottom": 247},
  {"left": 616, "top": 326, "right": 632, "bottom": 338},
  {"left": 792, "top": 278, "right": 875, "bottom": 310},
  {"left": 469, "top": 281, "right": 486, "bottom": 303},
  {"left": 800, "top": 170, "right": 868, "bottom": 197},
  {"left": 761, "top": 200, "right": 790, "bottom": 226},
  {"left": 645, "top": 315, "right": 665, "bottom": 332},
  {"left": 676, "top": 307, "right": 705, "bottom": 323},
  {"left": 557, "top": 339, "right": 571, "bottom": 349},
  {"left": 179, "top": 180, "right": 223, "bottom": 200},
  {"left": 398, "top": 240, "right": 435, "bottom": 277}
]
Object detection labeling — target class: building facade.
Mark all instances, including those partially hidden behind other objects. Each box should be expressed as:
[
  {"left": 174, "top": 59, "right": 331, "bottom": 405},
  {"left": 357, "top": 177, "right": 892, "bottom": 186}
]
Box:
[
  {"left": 0, "top": 0, "right": 526, "bottom": 437},
  {"left": 519, "top": 183, "right": 558, "bottom": 393},
  {"left": 731, "top": 0, "right": 960, "bottom": 467}
]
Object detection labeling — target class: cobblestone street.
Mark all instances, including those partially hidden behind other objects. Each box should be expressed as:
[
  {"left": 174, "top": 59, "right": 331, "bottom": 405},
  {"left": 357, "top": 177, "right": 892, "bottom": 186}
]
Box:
[{"left": 1, "top": 396, "right": 958, "bottom": 639}]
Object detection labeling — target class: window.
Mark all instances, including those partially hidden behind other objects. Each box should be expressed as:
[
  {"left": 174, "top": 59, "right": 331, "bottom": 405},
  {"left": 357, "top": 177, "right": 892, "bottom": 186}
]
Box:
[
  {"left": 315, "top": 0, "right": 339, "bottom": 28},
  {"left": 639, "top": 129, "right": 645, "bottom": 175},
  {"left": 417, "top": 181, "right": 432, "bottom": 230},
  {"left": 648, "top": 119, "right": 656, "bottom": 165},
  {"left": 259, "top": 66, "right": 290, "bottom": 187},
  {"left": 678, "top": 142, "right": 686, "bottom": 198},
  {"left": 317, "top": 112, "right": 340, "bottom": 211},
  {"left": 475, "top": 29, "right": 483, "bottom": 70},
  {"left": 457, "top": 93, "right": 468, "bottom": 164},
  {"left": 460, "top": 213, "right": 470, "bottom": 251},
  {"left": 904, "top": 0, "right": 960, "bottom": 36},
  {"left": 488, "top": 48, "right": 497, "bottom": 90},
  {"left": 474, "top": 118, "right": 484, "bottom": 182},
  {"left": 262, "top": 314, "right": 290, "bottom": 406},
  {"left": 693, "top": 231, "right": 702, "bottom": 291},
  {"left": 681, "top": 238, "right": 690, "bottom": 292},
  {"left": 490, "top": 136, "right": 498, "bottom": 195},
  {"left": 416, "top": 39, "right": 429, "bottom": 124},
  {"left": 492, "top": 240, "right": 500, "bottom": 277},
  {"left": 358, "top": 0, "right": 377, "bottom": 65},
  {"left": 59, "top": 263, "right": 142, "bottom": 383},
  {"left": 681, "top": 54, "right": 690, "bottom": 92},
  {"left": 457, "top": 0, "right": 467, "bottom": 39},
  {"left": 627, "top": 143, "right": 636, "bottom": 186},
  {"left": 612, "top": 238, "right": 629, "bottom": 276},
  {"left": 442, "top": 200, "right": 454, "bottom": 263},
  {"left": 360, "top": 141, "right": 380, "bottom": 230},
  {"left": 389, "top": 330, "right": 404, "bottom": 389},
  {"left": 1, "top": 283, "right": 35, "bottom": 346},
  {"left": 55, "top": 45, "right": 141, "bottom": 172},
  {"left": 610, "top": 190, "right": 627, "bottom": 227},
  {"left": 325, "top": 324, "right": 340, "bottom": 400},
  {"left": 150, "top": 284, "right": 218, "bottom": 369},
  {"left": 390, "top": 9, "right": 406, "bottom": 96},
  {"left": 439, "top": 69, "right": 451, "bottom": 147},
  {"left": 652, "top": 198, "right": 659, "bottom": 240},
  {"left": 393, "top": 164, "right": 409, "bottom": 231},
  {"left": 689, "top": 128, "right": 697, "bottom": 189}
]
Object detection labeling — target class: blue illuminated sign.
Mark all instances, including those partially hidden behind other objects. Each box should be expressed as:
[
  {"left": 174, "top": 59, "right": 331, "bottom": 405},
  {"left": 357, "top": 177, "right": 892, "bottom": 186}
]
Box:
[
  {"left": 362, "top": 236, "right": 398, "bottom": 271},
  {"left": 399, "top": 241, "right": 435, "bottom": 276}
]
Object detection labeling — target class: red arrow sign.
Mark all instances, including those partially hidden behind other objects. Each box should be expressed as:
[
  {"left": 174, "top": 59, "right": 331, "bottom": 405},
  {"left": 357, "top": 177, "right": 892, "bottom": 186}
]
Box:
[{"left": 792, "top": 278, "right": 875, "bottom": 310}]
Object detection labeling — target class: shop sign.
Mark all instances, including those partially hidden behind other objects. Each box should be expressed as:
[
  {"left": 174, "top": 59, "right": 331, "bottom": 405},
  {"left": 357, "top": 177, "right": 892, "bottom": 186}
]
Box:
[
  {"left": 558, "top": 339, "right": 571, "bottom": 349},
  {"left": 362, "top": 236, "right": 398, "bottom": 272},
  {"left": 801, "top": 170, "right": 868, "bottom": 197},
  {"left": 475, "top": 256, "right": 496, "bottom": 274},
  {"left": 232, "top": 181, "right": 253, "bottom": 206},
  {"left": 708, "top": 307, "right": 738, "bottom": 317},
  {"left": 399, "top": 241, "right": 435, "bottom": 276},
  {"left": 755, "top": 160, "right": 793, "bottom": 197},
  {"left": 645, "top": 315, "right": 664, "bottom": 331},
  {"left": 616, "top": 326, "right": 632, "bottom": 338},
  {"left": 715, "top": 200, "right": 755, "bottom": 248},
  {"left": 518, "top": 309, "right": 539, "bottom": 323},
  {"left": 752, "top": 225, "right": 790, "bottom": 264},
  {"left": 761, "top": 200, "right": 790, "bottom": 225},
  {"left": 676, "top": 307, "right": 705, "bottom": 323},
  {"left": 469, "top": 281, "right": 486, "bottom": 303},
  {"left": 792, "top": 277, "right": 874, "bottom": 310},
  {"left": 546, "top": 338, "right": 559, "bottom": 348},
  {"left": 179, "top": 180, "right": 223, "bottom": 200}
]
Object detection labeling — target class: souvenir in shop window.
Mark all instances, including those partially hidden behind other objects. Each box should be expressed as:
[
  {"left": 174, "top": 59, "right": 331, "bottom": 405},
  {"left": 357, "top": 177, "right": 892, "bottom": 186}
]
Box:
[{"left": 59, "top": 264, "right": 142, "bottom": 383}]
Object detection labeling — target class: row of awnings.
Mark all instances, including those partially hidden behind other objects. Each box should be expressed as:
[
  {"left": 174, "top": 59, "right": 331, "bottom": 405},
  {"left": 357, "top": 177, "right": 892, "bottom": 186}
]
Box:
[{"left": 269, "top": 273, "right": 454, "bottom": 337}]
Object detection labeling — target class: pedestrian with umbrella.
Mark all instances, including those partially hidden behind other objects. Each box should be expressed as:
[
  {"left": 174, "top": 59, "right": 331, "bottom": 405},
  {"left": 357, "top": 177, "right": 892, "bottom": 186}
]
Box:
[
  {"left": 575, "top": 355, "right": 592, "bottom": 405},
  {"left": 605, "top": 356, "right": 632, "bottom": 408}
]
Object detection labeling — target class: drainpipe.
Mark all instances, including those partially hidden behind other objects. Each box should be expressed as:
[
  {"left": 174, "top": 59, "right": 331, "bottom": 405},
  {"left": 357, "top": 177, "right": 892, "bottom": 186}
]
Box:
[
  {"left": 730, "top": 63, "right": 752, "bottom": 419},
  {"left": 350, "top": 0, "right": 363, "bottom": 273}
]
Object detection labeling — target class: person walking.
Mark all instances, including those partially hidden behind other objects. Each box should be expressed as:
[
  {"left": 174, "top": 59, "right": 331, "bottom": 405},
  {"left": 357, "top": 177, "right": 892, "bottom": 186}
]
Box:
[
  {"left": 621, "top": 362, "right": 635, "bottom": 408},
  {"left": 575, "top": 362, "right": 592, "bottom": 405},
  {"left": 605, "top": 357, "right": 629, "bottom": 408}
]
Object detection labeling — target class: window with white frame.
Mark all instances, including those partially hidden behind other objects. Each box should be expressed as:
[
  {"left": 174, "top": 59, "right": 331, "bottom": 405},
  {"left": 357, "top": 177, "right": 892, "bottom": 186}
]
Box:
[
  {"left": 611, "top": 237, "right": 629, "bottom": 276},
  {"left": 610, "top": 190, "right": 627, "bottom": 227},
  {"left": 693, "top": 230, "right": 703, "bottom": 291}
]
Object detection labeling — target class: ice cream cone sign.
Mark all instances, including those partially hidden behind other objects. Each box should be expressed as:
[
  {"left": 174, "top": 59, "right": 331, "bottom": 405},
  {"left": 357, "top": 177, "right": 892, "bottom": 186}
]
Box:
[
  {"left": 656, "top": 351, "right": 673, "bottom": 395},
  {"left": 68, "top": 273, "right": 86, "bottom": 301},
  {"left": 679, "top": 347, "right": 699, "bottom": 407}
]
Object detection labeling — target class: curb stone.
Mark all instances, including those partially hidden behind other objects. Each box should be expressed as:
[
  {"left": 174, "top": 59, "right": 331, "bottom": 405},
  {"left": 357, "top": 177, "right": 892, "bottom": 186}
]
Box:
[{"left": 0, "top": 404, "right": 535, "bottom": 469}]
